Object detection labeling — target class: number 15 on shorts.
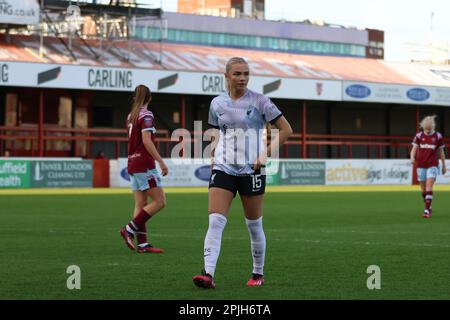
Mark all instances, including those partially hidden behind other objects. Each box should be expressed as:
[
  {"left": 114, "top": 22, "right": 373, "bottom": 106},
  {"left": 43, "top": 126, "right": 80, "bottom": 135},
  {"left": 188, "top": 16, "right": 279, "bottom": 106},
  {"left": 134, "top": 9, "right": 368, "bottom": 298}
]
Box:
[{"left": 252, "top": 174, "right": 262, "bottom": 191}]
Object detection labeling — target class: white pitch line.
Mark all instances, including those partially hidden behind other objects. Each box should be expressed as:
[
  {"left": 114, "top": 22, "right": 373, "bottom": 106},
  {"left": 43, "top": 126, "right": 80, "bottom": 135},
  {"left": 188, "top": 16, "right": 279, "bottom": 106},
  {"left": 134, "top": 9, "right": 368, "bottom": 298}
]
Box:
[
  {"left": 145, "top": 233, "right": 450, "bottom": 249},
  {"left": 2, "top": 228, "right": 449, "bottom": 249},
  {"left": 269, "top": 228, "right": 450, "bottom": 237}
]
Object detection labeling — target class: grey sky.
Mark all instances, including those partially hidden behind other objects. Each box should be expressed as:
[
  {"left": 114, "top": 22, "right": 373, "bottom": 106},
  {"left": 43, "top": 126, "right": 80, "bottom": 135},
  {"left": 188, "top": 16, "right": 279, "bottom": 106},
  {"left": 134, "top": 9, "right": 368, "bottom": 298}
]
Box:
[{"left": 135, "top": 0, "right": 450, "bottom": 62}]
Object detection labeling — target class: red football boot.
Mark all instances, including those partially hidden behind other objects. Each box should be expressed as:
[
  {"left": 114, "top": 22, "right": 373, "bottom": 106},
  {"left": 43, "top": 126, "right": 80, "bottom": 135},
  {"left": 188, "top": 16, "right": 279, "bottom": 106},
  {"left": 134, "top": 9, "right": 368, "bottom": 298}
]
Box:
[
  {"left": 193, "top": 270, "right": 216, "bottom": 289},
  {"left": 246, "top": 274, "right": 264, "bottom": 286},
  {"left": 119, "top": 227, "right": 135, "bottom": 251},
  {"left": 137, "top": 243, "right": 164, "bottom": 254}
]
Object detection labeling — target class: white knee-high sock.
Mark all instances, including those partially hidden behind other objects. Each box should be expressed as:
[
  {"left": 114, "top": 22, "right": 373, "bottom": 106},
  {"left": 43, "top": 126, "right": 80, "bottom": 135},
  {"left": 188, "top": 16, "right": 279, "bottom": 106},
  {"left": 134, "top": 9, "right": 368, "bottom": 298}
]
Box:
[
  {"left": 245, "top": 217, "right": 266, "bottom": 275},
  {"left": 204, "top": 213, "right": 227, "bottom": 277}
]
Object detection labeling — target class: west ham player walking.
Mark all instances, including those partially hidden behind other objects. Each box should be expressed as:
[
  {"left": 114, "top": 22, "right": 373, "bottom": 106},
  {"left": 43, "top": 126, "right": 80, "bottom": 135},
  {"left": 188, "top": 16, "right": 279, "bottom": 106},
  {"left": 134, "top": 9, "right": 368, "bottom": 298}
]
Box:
[
  {"left": 119, "top": 85, "right": 168, "bottom": 253},
  {"left": 193, "top": 57, "right": 293, "bottom": 288},
  {"left": 410, "top": 115, "right": 447, "bottom": 218}
]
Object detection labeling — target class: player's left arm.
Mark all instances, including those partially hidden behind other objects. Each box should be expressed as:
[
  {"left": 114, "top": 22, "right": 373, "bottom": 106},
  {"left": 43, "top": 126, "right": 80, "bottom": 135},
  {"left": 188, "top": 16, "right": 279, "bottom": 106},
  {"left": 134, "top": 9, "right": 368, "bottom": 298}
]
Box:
[
  {"left": 253, "top": 96, "right": 292, "bottom": 171},
  {"left": 266, "top": 116, "right": 292, "bottom": 157},
  {"left": 140, "top": 114, "right": 168, "bottom": 176},
  {"left": 437, "top": 134, "right": 447, "bottom": 175},
  {"left": 254, "top": 116, "right": 292, "bottom": 170},
  {"left": 142, "top": 131, "right": 168, "bottom": 176},
  {"left": 440, "top": 146, "right": 446, "bottom": 175}
]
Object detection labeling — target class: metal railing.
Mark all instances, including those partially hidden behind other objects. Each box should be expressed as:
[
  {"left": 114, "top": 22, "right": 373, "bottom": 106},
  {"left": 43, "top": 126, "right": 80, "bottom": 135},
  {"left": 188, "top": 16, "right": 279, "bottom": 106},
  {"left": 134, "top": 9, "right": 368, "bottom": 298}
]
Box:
[{"left": 1, "top": 126, "right": 448, "bottom": 159}]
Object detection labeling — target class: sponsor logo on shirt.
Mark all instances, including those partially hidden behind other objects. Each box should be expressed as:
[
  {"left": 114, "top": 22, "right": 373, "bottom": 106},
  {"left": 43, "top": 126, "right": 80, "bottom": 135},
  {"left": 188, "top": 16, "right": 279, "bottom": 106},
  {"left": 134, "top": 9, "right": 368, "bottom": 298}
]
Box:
[
  {"left": 419, "top": 144, "right": 436, "bottom": 149},
  {"left": 128, "top": 153, "right": 141, "bottom": 159}
]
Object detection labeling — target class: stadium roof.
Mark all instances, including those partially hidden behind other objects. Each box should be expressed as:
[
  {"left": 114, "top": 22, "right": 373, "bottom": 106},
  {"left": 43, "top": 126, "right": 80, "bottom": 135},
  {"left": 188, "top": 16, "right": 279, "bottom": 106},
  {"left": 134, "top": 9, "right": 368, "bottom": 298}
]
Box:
[
  {"left": 161, "top": 12, "right": 369, "bottom": 46},
  {"left": 1, "top": 35, "right": 450, "bottom": 105}
]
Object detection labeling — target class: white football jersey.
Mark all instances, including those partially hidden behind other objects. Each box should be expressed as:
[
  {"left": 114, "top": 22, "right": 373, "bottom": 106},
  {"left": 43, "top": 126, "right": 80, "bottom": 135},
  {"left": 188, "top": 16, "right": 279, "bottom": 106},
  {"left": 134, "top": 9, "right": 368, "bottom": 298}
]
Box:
[{"left": 208, "top": 89, "right": 282, "bottom": 176}]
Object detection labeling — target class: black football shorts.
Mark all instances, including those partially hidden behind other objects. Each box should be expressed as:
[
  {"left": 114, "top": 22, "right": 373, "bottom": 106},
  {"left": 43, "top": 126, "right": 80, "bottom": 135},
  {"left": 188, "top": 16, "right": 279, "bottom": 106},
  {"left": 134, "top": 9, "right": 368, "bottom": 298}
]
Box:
[{"left": 208, "top": 169, "right": 266, "bottom": 197}]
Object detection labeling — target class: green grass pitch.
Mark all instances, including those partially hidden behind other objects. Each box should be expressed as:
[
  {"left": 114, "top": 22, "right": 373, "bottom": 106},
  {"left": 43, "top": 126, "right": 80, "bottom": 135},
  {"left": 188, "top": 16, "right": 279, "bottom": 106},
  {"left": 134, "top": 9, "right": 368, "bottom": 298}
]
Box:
[{"left": 1, "top": 190, "right": 450, "bottom": 300}]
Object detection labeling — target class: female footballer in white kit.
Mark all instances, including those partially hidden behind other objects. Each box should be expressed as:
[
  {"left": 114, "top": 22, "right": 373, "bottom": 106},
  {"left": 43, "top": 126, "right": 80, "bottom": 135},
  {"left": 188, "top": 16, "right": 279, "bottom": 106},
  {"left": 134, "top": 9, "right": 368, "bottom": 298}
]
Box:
[{"left": 193, "top": 57, "right": 293, "bottom": 288}]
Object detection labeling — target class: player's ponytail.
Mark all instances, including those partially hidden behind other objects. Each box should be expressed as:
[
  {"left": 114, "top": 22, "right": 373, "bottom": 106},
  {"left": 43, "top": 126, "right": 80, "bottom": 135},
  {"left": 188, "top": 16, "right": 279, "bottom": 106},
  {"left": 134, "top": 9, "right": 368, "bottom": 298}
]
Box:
[{"left": 129, "top": 85, "right": 152, "bottom": 125}]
